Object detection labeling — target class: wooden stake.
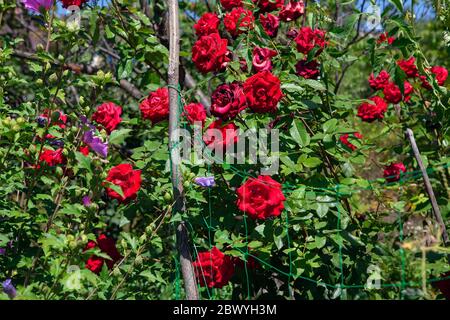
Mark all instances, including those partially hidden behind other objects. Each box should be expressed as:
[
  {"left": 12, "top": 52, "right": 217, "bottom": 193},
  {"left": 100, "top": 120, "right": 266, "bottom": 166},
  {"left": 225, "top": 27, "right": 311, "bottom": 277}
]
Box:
[
  {"left": 405, "top": 128, "right": 448, "bottom": 244},
  {"left": 167, "top": 0, "right": 199, "bottom": 300}
]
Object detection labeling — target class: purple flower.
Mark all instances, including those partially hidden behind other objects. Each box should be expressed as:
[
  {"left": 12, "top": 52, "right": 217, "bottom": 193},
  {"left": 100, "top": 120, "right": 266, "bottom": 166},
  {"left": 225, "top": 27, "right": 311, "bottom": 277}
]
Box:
[
  {"left": 50, "top": 139, "right": 64, "bottom": 148},
  {"left": 82, "top": 130, "right": 108, "bottom": 158},
  {"left": 82, "top": 195, "right": 92, "bottom": 207},
  {"left": 0, "top": 248, "right": 5, "bottom": 255},
  {"left": 194, "top": 176, "right": 215, "bottom": 188},
  {"left": 21, "top": 0, "right": 52, "bottom": 13},
  {"left": 2, "top": 279, "right": 17, "bottom": 299},
  {"left": 36, "top": 116, "right": 47, "bottom": 127}
]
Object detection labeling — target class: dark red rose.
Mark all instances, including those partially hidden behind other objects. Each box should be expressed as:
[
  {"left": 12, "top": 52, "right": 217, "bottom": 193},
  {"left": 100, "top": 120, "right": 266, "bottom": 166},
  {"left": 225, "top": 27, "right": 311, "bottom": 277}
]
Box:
[
  {"left": 279, "top": 1, "right": 305, "bottom": 22},
  {"left": 383, "top": 81, "right": 412, "bottom": 104},
  {"left": 91, "top": 102, "right": 122, "bottom": 134},
  {"left": 210, "top": 83, "right": 247, "bottom": 120},
  {"left": 39, "top": 148, "right": 66, "bottom": 167},
  {"left": 397, "top": 57, "right": 419, "bottom": 78},
  {"left": 252, "top": 47, "right": 277, "bottom": 73},
  {"left": 203, "top": 120, "right": 239, "bottom": 150},
  {"left": 339, "top": 132, "right": 363, "bottom": 151},
  {"left": 295, "top": 59, "right": 320, "bottom": 79},
  {"left": 357, "top": 96, "right": 388, "bottom": 122},
  {"left": 253, "top": 0, "right": 283, "bottom": 13},
  {"left": 183, "top": 103, "right": 207, "bottom": 126},
  {"left": 194, "top": 12, "right": 220, "bottom": 37},
  {"left": 61, "top": 0, "right": 88, "bottom": 8},
  {"left": 192, "top": 33, "right": 231, "bottom": 74},
  {"left": 220, "top": 0, "right": 243, "bottom": 11},
  {"left": 294, "top": 27, "right": 327, "bottom": 55},
  {"left": 383, "top": 162, "right": 406, "bottom": 182},
  {"left": 105, "top": 163, "right": 142, "bottom": 203},
  {"left": 433, "top": 271, "right": 450, "bottom": 300},
  {"left": 377, "top": 32, "right": 395, "bottom": 45},
  {"left": 369, "top": 70, "right": 390, "bottom": 90},
  {"left": 236, "top": 175, "right": 286, "bottom": 220},
  {"left": 243, "top": 71, "right": 283, "bottom": 113},
  {"left": 139, "top": 87, "right": 169, "bottom": 125},
  {"left": 421, "top": 66, "right": 448, "bottom": 89},
  {"left": 79, "top": 146, "right": 90, "bottom": 156},
  {"left": 224, "top": 7, "right": 254, "bottom": 38},
  {"left": 259, "top": 13, "right": 279, "bottom": 37},
  {"left": 84, "top": 234, "right": 122, "bottom": 274},
  {"left": 192, "top": 246, "right": 234, "bottom": 288}
]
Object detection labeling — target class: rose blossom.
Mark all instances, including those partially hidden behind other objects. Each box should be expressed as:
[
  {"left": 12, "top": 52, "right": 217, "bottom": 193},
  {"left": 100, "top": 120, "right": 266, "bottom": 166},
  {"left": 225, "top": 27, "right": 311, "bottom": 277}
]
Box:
[
  {"left": 252, "top": 47, "right": 277, "bottom": 73},
  {"left": 210, "top": 82, "right": 247, "bottom": 120},
  {"left": 357, "top": 96, "right": 388, "bottom": 122},
  {"left": 383, "top": 162, "right": 406, "bottom": 182},
  {"left": 60, "top": 0, "right": 88, "bottom": 8},
  {"left": 139, "top": 87, "right": 169, "bottom": 125},
  {"left": 397, "top": 57, "right": 419, "bottom": 78},
  {"left": 377, "top": 32, "right": 395, "bottom": 45},
  {"left": 84, "top": 234, "right": 122, "bottom": 274},
  {"left": 91, "top": 102, "right": 122, "bottom": 134},
  {"left": 295, "top": 59, "right": 320, "bottom": 79},
  {"left": 192, "top": 33, "right": 231, "bottom": 74},
  {"left": 279, "top": 1, "right": 305, "bottom": 22},
  {"left": 194, "top": 12, "right": 220, "bottom": 37},
  {"left": 236, "top": 175, "right": 286, "bottom": 220},
  {"left": 339, "top": 132, "right": 363, "bottom": 151},
  {"left": 220, "top": 0, "right": 242, "bottom": 11},
  {"left": 39, "top": 148, "right": 66, "bottom": 167},
  {"left": 294, "top": 27, "right": 327, "bottom": 55},
  {"left": 192, "top": 246, "right": 234, "bottom": 288},
  {"left": 105, "top": 164, "right": 142, "bottom": 203},
  {"left": 253, "top": 0, "right": 283, "bottom": 13},
  {"left": 243, "top": 71, "right": 283, "bottom": 113},
  {"left": 203, "top": 120, "right": 239, "bottom": 150},
  {"left": 420, "top": 66, "right": 448, "bottom": 89},
  {"left": 224, "top": 7, "right": 255, "bottom": 38},
  {"left": 369, "top": 70, "right": 390, "bottom": 90},
  {"left": 383, "top": 81, "right": 413, "bottom": 104},
  {"left": 259, "top": 13, "right": 279, "bottom": 37},
  {"left": 183, "top": 103, "right": 207, "bottom": 126}
]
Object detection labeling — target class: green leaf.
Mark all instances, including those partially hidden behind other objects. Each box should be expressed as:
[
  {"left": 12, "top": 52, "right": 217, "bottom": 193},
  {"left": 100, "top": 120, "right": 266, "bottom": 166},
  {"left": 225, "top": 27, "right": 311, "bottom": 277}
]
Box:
[
  {"left": 75, "top": 151, "right": 92, "bottom": 173},
  {"left": 290, "top": 120, "right": 310, "bottom": 147},
  {"left": 303, "top": 157, "right": 322, "bottom": 168},
  {"left": 109, "top": 129, "right": 132, "bottom": 145}
]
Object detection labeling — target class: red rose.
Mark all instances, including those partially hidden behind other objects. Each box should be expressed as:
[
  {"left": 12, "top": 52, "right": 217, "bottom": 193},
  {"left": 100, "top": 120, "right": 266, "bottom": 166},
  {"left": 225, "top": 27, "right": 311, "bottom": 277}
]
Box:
[
  {"left": 105, "top": 164, "right": 142, "bottom": 203},
  {"left": 79, "top": 146, "right": 90, "bottom": 156},
  {"left": 421, "top": 66, "right": 448, "bottom": 89},
  {"left": 339, "top": 132, "right": 363, "bottom": 151},
  {"left": 192, "top": 33, "right": 231, "bottom": 74},
  {"left": 252, "top": 47, "right": 277, "bottom": 73},
  {"left": 383, "top": 162, "right": 406, "bottom": 182},
  {"left": 91, "top": 102, "right": 122, "bottom": 134},
  {"left": 383, "top": 81, "right": 412, "bottom": 104},
  {"left": 397, "top": 57, "right": 419, "bottom": 78},
  {"left": 357, "top": 96, "right": 388, "bottom": 122},
  {"left": 220, "top": 0, "right": 242, "bottom": 11},
  {"left": 183, "top": 103, "right": 207, "bottom": 126},
  {"left": 39, "top": 148, "right": 66, "bottom": 167},
  {"left": 253, "top": 0, "right": 283, "bottom": 13},
  {"left": 259, "top": 13, "right": 279, "bottom": 37},
  {"left": 243, "top": 71, "right": 283, "bottom": 113},
  {"left": 224, "top": 7, "right": 254, "bottom": 38},
  {"left": 84, "top": 234, "right": 122, "bottom": 274},
  {"left": 203, "top": 120, "right": 239, "bottom": 149},
  {"left": 194, "top": 12, "right": 220, "bottom": 37},
  {"left": 377, "top": 32, "right": 395, "bottom": 45},
  {"left": 236, "top": 175, "right": 286, "bottom": 220},
  {"left": 295, "top": 59, "right": 320, "bottom": 79},
  {"left": 210, "top": 83, "right": 247, "bottom": 120},
  {"left": 279, "top": 1, "right": 305, "bottom": 22},
  {"left": 61, "top": 0, "right": 88, "bottom": 8},
  {"left": 192, "top": 246, "right": 234, "bottom": 288},
  {"left": 369, "top": 70, "right": 390, "bottom": 90},
  {"left": 139, "top": 87, "right": 169, "bottom": 125},
  {"left": 294, "top": 27, "right": 327, "bottom": 55},
  {"left": 430, "top": 66, "right": 448, "bottom": 85}
]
